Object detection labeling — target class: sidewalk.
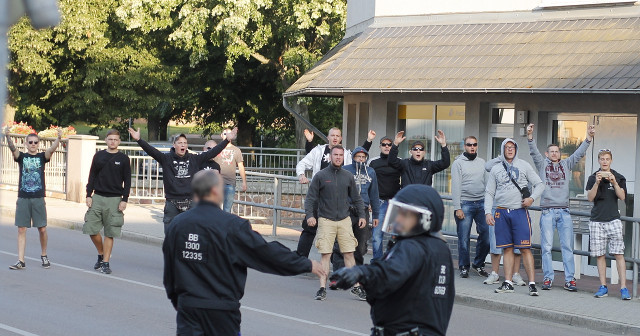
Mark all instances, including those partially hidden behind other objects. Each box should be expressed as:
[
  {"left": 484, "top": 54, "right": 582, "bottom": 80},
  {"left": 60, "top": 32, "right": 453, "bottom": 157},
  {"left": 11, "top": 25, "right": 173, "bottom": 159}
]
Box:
[{"left": 1, "top": 189, "right": 639, "bottom": 334}]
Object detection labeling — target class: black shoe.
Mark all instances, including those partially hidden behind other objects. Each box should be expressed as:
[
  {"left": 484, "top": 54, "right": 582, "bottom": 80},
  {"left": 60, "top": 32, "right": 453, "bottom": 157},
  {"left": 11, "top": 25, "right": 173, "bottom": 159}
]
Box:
[
  {"left": 529, "top": 284, "right": 539, "bottom": 296},
  {"left": 350, "top": 286, "right": 367, "bottom": 301},
  {"left": 100, "top": 262, "right": 112, "bottom": 275},
  {"left": 495, "top": 281, "right": 515, "bottom": 293},
  {"left": 315, "top": 287, "right": 327, "bottom": 301},
  {"left": 472, "top": 264, "right": 489, "bottom": 277},
  {"left": 9, "top": 260, "right": 26, "bottom": 270},
  {"left": 94, "top": 255, "right": 104, "bottom": 270},
  {"left": 41, "top": 255, "right": 51, "bottom": 269},
  {"left": 460, "top": 267, "right": 469, "bottom": 278}
]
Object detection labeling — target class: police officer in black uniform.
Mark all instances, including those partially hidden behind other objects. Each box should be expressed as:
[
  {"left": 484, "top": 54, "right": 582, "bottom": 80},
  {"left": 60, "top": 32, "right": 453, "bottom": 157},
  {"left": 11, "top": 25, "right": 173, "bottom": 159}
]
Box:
[
  {"left": 329, "top": 184, "right": 455, "bottom": 336},
  {"left": 163, "top": 169, "right": 325, "bottom": 336}
]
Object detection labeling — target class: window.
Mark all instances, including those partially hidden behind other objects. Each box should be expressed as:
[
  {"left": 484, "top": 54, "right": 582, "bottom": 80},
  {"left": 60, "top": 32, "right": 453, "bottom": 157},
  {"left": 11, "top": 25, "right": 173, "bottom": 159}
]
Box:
[{"left": 491, "top": 108, "right": 515, "bottom": 124}]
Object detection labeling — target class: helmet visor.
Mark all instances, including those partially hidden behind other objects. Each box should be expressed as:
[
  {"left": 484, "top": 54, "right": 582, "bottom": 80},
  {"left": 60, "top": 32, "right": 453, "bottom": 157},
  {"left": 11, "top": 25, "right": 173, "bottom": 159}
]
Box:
[{"left": 381, "top": 199, "right": 433, "bottom": 236}]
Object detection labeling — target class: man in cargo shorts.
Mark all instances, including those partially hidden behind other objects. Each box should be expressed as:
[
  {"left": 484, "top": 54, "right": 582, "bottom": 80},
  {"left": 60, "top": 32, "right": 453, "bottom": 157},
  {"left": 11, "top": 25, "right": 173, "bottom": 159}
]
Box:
[
  {"left": 6, "top": 127, "right": 62, "bottom": 270},
  {"left": 84, "top": 129, "right": 131, "bottom": 274}
]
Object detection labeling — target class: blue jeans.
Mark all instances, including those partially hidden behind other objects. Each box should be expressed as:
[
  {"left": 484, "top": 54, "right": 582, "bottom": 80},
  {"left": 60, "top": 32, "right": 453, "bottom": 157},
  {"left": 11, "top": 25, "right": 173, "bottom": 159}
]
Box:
[
  {"left": 223, "top": 184, "right": 235, "bottom": 213},
  {"left": 540, "top": 208, "right": 575, "bottom": 282},
  {"left": 455, "top": 200, "right": 490, "bottom": 269},
  {"left": 372, "top": 200, "right": 389, "bottom": 261}
]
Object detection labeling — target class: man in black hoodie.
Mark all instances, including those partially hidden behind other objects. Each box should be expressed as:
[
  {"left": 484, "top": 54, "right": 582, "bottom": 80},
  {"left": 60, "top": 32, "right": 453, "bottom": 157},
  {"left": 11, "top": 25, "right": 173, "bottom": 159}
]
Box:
[
  {"left": 388, "top": 130, "right": 450, "bottom": 188},
  {"left": 163, "top": 170, "right": 325, "bottom": 335},
  {"left": 128, "top": 127, "right": 237, "bottom": 234},
  {"left": 369, "top": 136, "right": 402, "bottom": 261}
]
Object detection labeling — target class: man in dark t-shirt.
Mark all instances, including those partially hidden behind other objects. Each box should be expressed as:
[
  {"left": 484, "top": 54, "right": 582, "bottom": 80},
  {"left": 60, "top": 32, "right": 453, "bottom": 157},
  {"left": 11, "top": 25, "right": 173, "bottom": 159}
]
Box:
[
  {"left": 84, "top": 129, "right": 131, "bottom": 274},
  {"left": 5, "top": 127, "right": 62, "bottom": 270},
  {"left": 586, "top": 149, "right": 630, "bottom": 300}
]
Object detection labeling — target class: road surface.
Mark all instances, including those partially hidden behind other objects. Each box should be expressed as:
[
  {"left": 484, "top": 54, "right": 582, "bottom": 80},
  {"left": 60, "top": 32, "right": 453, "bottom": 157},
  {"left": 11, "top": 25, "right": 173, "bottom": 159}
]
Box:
[{"left": 0, "top": 219, "right": 613, "bottom": 336}]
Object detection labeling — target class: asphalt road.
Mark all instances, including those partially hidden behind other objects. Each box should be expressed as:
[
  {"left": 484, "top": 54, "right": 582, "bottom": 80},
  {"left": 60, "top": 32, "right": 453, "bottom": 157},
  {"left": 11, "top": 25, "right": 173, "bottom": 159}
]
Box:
[{"left": 0, "top": 219, "right": 613, "bottom": 336}]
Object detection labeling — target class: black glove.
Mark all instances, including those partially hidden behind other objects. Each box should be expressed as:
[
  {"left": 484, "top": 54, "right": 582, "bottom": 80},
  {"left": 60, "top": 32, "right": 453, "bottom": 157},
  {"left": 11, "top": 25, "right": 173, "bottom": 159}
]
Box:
[{"left": 329, "top": 267, "right": 364, "bottom": 290}]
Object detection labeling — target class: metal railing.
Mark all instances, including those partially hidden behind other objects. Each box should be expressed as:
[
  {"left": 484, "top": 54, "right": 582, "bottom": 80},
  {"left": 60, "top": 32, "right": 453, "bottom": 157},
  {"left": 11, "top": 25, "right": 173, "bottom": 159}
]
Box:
[
  {"left": 1, "top": 134, "right": 67, "bottom": 193},
  {"left": 231, "top": 172, "right": 640, "bottom": 299}
]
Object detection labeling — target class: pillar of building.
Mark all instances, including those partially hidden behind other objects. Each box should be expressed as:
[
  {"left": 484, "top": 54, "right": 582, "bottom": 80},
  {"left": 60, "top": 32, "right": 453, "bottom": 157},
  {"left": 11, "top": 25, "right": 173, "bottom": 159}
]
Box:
[{"left": 65, "top": 135, "right": 98, "bottom": 203}]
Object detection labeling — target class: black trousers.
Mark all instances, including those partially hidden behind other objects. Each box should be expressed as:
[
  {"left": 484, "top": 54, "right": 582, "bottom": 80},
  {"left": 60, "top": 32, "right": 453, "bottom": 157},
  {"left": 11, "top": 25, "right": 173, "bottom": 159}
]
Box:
[
  {"left": 331, "top": 215, "right": 370, "bottom": 269},
  {"left": 176, "top": 307, "right": 241, "bottom": 336},
  {"left": 295, "top": 209, "right": 318, "bottom": 258}
]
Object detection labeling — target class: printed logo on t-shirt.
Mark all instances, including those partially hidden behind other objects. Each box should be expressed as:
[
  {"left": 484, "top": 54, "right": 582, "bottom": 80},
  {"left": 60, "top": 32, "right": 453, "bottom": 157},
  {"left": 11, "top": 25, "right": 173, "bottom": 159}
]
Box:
[
  {"left": 20, "top": 156, "right": 43, "bottom": 193},
  {"left": 173, "top": 160, "right": 190, "bottom": 179},
  {"left": 219, "top": 149, "right": 236, "bottom": 166},
  {"left": 115, "top": 161, "right": 121, "bottom": 165},
  {"left": 323, "top": 152, "right": 331, "bottom": 164},
  {"left": 545, "top": 163, "right": 566, "bottom": 189}
]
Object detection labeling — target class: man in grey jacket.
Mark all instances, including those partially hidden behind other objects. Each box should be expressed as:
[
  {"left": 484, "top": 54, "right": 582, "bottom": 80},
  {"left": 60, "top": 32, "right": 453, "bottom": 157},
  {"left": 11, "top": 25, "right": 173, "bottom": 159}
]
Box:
[
  {"left": 305, "top": 145, "right": 367, "bottom": 301},
  {"left": 527, "top": 123, "right": 594, "bottom": 291},
  {"left": 452, "top": 136, "right": 489, "bottom": 279},
  {"left": 485, "top": 139, "right": 544, "bottom": 296}
]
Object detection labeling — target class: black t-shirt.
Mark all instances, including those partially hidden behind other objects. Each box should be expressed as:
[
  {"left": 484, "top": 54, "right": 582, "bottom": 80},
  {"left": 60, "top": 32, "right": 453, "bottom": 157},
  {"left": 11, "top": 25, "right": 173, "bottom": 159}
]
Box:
[
  {"left": 199, "top": 160, "right": 221, "bottom": 173},
  {"left": 15, "top": 152, "right": 49, "bottom": 198},
  {"left": 586, "top": 169, "right": 627, "bottom": 222},
  {"left": 319, "top": 146, "right": 332, "bottom": 170}
]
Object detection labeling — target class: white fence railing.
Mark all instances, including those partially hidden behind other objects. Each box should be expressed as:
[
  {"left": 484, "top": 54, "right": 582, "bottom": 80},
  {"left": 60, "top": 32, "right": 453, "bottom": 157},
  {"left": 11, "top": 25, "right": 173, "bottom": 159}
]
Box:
[{"left": 1, "top": 134, "right": 67, "bottom": 193}]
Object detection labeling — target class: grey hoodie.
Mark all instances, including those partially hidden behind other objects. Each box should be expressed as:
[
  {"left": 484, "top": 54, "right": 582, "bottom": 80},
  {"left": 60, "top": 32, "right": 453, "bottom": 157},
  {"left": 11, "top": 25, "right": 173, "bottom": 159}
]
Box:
[
  {"left": 528, "top": 138, "right": 590, "bottom": 208},
  {"left": 484, "top": 138, "right": 544, "bottom": 214},
  {"left": 451, "top": 153, "right": 487, "bottom": 210}
]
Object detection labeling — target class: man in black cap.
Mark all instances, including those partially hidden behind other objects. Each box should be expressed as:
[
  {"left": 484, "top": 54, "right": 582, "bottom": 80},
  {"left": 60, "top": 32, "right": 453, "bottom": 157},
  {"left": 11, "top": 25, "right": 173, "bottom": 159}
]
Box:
[
  {"left": 163, "top": 169, "right": 325, "bottom": 335},
  {"left": 388, "top": 130, "right": 450, "bottom": 188},
  {"left": 330, "top": 184, "right": 454, "bottom": 336}
]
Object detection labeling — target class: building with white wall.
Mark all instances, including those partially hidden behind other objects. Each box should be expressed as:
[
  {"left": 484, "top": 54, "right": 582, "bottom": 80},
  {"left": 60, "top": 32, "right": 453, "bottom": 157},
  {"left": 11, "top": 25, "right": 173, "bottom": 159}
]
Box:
[{"left": 285, "top": 0, "right": 640, "bottom": 279}]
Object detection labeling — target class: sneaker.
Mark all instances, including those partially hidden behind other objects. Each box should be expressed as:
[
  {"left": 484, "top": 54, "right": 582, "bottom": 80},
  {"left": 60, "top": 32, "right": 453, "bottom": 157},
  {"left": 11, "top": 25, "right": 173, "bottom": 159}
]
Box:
[
  {"left": 564, "top": 279, "right": 577, "bottom": 292},
  {"left": 541, "top": 278, "right": 552, "bottom": 290},
  {"left": 495, "top": 281, "right": 515, "bottom": 293},
  {"left": 594, "top": 285, "right": 608, "bottom": 298},
  {"left": 460, "top": 267, "right": 469, "bottom": 278},
  {"left": 472, "top": 265, "right": 489, "bottom": 277},
  {"left": 315, "top": 287, "right": 327, "bottom": 301},
  {"left": 41, "top": 255, "right": 51, "bottom": 269},
  {"left": 512, "top": 273, "right": 526, "bottom": 286},
  {"left": 100, "top": 262, "right": 112, "bottom": 275},
  {"left": 9, "top": 261, "right": 26, "bottom": 270},
  {"left": 529, "top": 284, "right": 539, "bottom": 296},
  {"left": 94, "top": 255, "right": 104, "bottom": 270},
  {"left": 621, "top": 288, "right": 631, "bottom": 300},
  {"left": 484, "top": 272, "right": 500, "bottom": 285},
  {"left": 350, "top": 286, "right": 367, "bottom": 301}
]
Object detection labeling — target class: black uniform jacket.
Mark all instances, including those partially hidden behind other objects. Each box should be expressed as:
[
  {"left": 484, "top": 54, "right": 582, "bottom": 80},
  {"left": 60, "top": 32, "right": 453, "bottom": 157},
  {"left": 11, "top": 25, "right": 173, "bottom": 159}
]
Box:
[
  {"left": 163, "top": 201, "right": 312, "bottom": 311},
  {"left": 358, "top": 234, "right": 455, "bottom": 335},
  {"left": 388, "top": 144, "right": 450, "bottom": 187}
]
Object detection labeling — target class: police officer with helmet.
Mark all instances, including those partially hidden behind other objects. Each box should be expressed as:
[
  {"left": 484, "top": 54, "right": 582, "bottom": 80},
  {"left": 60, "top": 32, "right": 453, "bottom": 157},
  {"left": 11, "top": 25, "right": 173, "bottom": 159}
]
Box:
[
  {"left": 163, "top": 169, "right": 326, "bottom": 335},
  {"left": 330, "top": 184, "right": 455, "bottom": 336}
]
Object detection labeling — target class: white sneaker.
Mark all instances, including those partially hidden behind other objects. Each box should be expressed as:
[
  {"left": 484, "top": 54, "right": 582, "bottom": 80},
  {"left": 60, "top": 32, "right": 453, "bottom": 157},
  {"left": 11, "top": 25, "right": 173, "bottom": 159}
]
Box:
[
  {"left": 484, "top": 272, "right": 500, "bottom": 285},
  {"left": 512, "top": 273, "right": 526, "bottom": 286}
]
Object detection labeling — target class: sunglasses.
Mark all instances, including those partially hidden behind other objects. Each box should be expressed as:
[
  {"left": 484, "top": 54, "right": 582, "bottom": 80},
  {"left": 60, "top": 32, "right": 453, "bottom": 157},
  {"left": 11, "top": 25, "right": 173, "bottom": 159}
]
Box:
[
  {"left": 28, "top": 141, "right": 39, "bottom": 145},
  {"left": 380, "top": 143, "right": 392, "bottom": 147},
  {"left": 599, "top": 149, "right": 611, "bottom": 153},
  {"left": 465, "top": 143, "right": 478, "bottom": 147},
  {"left": 411, "top": 147, "right": 425, "bottom": 151}
]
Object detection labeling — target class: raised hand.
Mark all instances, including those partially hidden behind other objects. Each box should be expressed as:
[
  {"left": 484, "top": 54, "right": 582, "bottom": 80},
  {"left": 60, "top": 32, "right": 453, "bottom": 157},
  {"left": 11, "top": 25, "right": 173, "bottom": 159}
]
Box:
[
  {"left": 128, "top": 127, "right": 141, "bottom": 141},
  {"left": 527, "top": 124, "right": 534, "bottom": 139},
  {"left": 587, "top": 125, "right": 595, "bottom": 141},
  {"left": 367, "top": 130, "right": 376, "bottom": 142},
  {"left": 394, "top": 131, "right": 406, "bottom": 146},
  {"left": 57, "top": 127, "right": 63, "bottom": 138},
  {"left": 435, "top": 130, "right": 447, "bottom": 146},
  {"left": 304, "top": 129, "right": 314, "bottom": 142},
  {"left": 225, "top": 127, "right": 238, "bottom": 142}
]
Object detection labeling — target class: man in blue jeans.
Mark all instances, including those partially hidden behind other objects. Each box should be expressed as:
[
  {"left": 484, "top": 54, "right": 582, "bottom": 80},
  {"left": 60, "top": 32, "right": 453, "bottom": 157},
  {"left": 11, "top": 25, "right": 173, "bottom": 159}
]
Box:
[
  {"left": 369, "top": 136, "right": 402, "bottom": 260},
  {"left": 215, "top": 129, "right": 247, "bottom": 212},
  {"left": 527, "top": 123, "right": 594, "bottom": 291},
  {"left": 451, "top": 136, "right": 489, "bottom": 278}
]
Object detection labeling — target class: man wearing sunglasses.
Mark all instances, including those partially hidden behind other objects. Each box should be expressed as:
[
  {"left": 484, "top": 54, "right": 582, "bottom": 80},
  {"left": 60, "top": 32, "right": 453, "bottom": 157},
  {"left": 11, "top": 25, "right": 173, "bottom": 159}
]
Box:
[
  {"left": 199, "top": 140, "right": 221, "bottom": 173},
  {"left": 527, "top": 123, "right": 594, "bottom": 292},
  {"left": 451, "top": 136, "right": 490, "bottom": 279},
  {"left": 388, "top": 130, "right": 450, "bottom": 188},
  {"left": 6, "top": 126, "right": 62, "bottom": 270},
  {"left": 128, "top": 127, "right": 237, "bottom": 234},
  {"left": 369, "top": 136, "right": 402, "bottom": 260}
]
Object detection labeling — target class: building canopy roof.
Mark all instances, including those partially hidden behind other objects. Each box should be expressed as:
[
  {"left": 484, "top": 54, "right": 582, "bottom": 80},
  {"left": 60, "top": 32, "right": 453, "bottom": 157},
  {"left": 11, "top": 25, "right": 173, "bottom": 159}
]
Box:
[{"left": 285, "top": 15, "right": 640, "bottom": 96}]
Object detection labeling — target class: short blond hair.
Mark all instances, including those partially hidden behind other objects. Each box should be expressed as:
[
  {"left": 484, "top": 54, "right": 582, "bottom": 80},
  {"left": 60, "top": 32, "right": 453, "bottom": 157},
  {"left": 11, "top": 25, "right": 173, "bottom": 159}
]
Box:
[{"left": 598, "top": 150, "right": 612, "bottom": 160}]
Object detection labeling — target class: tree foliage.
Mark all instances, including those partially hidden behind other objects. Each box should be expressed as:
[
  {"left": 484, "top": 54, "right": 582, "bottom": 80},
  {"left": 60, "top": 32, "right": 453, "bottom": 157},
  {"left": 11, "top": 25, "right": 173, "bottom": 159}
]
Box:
[{"left": 9, "top": 0, "right": 346, "bottom": 144}]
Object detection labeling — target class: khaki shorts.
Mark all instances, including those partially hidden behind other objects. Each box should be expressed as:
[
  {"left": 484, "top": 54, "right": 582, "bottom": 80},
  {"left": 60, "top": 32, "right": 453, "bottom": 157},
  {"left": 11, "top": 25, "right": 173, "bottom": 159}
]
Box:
[
  {"left": 15, "top": 197, "right": 47, "bottom": 228},
  {"left": 315, "top": 217, "right": 358, "bottom": 254},
  {"left": 83, "top": 195, "right": 125, "bottom": 238}
]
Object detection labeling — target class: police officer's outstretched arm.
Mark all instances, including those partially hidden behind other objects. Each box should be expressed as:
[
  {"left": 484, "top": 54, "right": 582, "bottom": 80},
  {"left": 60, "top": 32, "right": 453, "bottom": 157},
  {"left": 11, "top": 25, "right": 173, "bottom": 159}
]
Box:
[{"left": 232, "top": 220, "right": 325, "bottom": 277}]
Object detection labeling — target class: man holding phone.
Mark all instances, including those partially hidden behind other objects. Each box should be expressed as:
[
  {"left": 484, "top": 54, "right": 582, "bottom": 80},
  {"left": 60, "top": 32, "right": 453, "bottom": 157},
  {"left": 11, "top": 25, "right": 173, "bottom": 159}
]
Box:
[
  {"left": 485, "top": 139, "right": 544, "bottom": 296},
  {"left": 586, "top": 149, "right": 630, "bottom": 300}
]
